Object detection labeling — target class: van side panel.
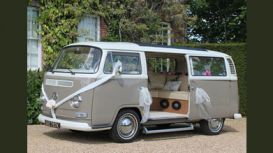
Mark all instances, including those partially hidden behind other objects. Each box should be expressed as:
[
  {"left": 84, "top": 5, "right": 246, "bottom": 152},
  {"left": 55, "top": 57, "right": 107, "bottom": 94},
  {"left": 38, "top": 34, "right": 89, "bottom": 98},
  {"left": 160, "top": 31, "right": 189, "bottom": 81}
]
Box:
[
  {"left": 91, "top": 78, "right": 147, "bottom": 126},
  {"left": 189, "top": 80, "right": 239, "bottom": 120}
]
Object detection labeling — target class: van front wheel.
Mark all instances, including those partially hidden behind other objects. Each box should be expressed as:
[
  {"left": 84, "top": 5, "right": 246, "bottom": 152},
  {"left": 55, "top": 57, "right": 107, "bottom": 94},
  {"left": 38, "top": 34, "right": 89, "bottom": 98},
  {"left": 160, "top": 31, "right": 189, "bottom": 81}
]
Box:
[
  {"left": 200, "top": 118, "right": 225, "bottom": 135},
  {"left": 110, "top": 109, "right": 140, "bottom": 143}
]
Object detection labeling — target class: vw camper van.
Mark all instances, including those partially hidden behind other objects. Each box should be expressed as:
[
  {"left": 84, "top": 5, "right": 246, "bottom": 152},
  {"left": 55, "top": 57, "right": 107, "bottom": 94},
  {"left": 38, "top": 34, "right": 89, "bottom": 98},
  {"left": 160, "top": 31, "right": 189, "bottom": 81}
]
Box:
[{"left": 38, "top": 42, "right": 241, "bottom": 143}]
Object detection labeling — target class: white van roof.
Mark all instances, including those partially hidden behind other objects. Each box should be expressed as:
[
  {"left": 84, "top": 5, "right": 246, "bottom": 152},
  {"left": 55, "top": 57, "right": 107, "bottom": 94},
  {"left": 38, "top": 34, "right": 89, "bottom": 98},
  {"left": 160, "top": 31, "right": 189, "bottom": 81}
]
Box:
[{"left": 66, "top": 42, "right": 230, "bottom": 57}]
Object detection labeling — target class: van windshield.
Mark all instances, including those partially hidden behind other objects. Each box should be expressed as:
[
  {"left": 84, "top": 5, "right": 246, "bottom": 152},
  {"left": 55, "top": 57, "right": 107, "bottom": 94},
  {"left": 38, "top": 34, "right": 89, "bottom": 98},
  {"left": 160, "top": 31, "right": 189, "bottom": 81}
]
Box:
[{"left": 53, "top": 46, "right": 102, "bottom": 74}]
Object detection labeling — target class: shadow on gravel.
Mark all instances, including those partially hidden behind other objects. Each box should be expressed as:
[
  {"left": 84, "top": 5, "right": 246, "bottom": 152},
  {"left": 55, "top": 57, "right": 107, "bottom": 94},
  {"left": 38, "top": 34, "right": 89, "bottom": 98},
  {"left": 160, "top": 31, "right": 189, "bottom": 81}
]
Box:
[
  {"left": 222, "top": 125, "right": 239, "bottom": 133},
  {"left": 140, "top": 130, "right": 196, "bottom": 141},
  {"left": 43, "top": 124, "right": 238, "bottom": 144},
  {"left": 44, "top": 130, "right": 113, "bottom": 144}
]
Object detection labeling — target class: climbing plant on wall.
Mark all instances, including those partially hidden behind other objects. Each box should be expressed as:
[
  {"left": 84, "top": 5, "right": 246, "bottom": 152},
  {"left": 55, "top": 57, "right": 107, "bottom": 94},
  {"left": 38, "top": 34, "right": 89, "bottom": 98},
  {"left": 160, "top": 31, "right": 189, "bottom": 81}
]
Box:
[{"left": 37, "top": 0, "right": 105, "bottom": 69}]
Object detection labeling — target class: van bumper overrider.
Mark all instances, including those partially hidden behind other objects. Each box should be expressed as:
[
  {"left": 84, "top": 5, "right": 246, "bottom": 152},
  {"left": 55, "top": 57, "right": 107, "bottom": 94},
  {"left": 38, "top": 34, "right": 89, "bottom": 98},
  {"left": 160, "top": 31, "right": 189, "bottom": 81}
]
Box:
[
  {"left": 38, "top": 114, "right": 111, "bottom": 131},
  {"left": 233, "top": 113, "right": 242, "bottom": 119}
]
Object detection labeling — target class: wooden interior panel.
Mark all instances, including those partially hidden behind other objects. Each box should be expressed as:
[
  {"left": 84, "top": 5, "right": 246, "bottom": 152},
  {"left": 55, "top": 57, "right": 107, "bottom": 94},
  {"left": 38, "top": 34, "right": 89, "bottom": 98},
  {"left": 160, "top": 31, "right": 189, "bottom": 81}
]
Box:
[{"left": 151, "top": 97, "right": 188, "bottom": 114}]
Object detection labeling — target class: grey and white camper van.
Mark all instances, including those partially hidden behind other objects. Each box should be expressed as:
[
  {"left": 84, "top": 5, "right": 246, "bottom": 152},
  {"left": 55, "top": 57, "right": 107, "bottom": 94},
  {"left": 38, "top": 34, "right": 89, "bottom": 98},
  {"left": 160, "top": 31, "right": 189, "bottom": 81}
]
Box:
[{"left": 38, "top": 42, "right": 242, "bottom": 143}]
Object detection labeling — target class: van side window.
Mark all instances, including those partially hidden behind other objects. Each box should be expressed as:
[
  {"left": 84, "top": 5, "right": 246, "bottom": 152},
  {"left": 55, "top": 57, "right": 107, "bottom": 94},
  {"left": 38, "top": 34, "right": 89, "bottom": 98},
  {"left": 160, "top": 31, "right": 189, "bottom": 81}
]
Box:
[
  {"left": 190, "top": 56, "right": 226, "bottom": 76},
  {"left": 103, "top": 52, "right": 142, "bottom": 75}
]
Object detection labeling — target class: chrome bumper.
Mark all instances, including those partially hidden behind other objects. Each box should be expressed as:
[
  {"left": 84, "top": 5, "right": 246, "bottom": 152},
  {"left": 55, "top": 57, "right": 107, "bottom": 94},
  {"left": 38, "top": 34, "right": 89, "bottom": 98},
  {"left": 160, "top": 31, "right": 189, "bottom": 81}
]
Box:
[{"left": 38, "top": 114, "right": 111, "bottom": 132}]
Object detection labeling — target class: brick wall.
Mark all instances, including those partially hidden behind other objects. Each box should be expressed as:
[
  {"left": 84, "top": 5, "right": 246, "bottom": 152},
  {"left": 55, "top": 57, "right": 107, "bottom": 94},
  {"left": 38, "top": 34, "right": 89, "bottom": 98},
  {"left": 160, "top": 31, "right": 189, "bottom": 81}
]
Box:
[{"left": 100, "top": 17, "right": 108, "bottom": 40}]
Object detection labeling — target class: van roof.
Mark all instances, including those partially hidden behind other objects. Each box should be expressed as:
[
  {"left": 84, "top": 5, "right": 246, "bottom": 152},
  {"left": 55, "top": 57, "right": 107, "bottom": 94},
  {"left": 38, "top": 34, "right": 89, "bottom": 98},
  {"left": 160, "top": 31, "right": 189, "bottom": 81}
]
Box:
[{"left": 66, "top": 42, "right": 230, "bottom": 57}]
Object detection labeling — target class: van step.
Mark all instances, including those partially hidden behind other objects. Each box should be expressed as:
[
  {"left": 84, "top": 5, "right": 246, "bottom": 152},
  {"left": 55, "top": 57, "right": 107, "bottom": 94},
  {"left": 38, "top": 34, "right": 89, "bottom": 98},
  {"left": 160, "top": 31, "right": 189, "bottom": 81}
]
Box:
[{"left": 142, "top": 123, "right": 194, "bottom": 134}]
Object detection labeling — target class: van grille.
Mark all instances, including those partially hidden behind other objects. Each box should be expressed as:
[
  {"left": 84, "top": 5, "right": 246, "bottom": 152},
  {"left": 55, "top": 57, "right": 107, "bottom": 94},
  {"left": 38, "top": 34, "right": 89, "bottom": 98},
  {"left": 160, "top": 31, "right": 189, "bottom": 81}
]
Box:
[
  {"left": 45, "top": 79, "right": 73, "bottom": 87},
  {"left": 227, "top": 58, "right": 236, "bottom": 74}
]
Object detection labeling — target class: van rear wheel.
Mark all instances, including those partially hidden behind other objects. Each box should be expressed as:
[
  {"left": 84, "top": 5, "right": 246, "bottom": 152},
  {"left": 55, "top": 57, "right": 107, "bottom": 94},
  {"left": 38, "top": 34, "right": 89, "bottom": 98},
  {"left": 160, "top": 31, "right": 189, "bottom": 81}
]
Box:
[
  {"left": 200, "top": 118, "right": 224, "bottom": 135},
  {"left": 110, "top": 109, "right": 140, "bottom": 143}
]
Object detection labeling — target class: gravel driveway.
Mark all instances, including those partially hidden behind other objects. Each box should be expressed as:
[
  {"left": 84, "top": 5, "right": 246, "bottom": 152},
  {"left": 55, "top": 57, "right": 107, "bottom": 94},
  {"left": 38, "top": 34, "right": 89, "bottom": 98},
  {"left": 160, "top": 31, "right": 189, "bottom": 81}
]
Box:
[{"left": 28, "top": 118, "right": 246, "bottom": 153}]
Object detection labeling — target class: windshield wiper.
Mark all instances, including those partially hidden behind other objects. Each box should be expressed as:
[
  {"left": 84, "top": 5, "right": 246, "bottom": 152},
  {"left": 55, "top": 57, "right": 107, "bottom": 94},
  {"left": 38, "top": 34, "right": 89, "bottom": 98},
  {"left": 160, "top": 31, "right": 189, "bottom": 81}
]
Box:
[
  {"left": 50, "top": 68, "right": 55, "bottom": 73},
  {"left": 66, "top": 68, "right": 75, "bottom": 75}
]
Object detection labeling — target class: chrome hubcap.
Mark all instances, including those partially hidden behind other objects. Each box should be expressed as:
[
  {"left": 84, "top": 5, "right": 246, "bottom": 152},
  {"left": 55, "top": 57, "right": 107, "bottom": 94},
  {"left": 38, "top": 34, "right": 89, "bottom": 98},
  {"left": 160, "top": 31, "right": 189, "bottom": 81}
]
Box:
[
  {"left": 208, "top": 118, "right": 223, "bottom": 132},
  {"left": 117, "top": 113, "right": 138, "bottom": 140}
]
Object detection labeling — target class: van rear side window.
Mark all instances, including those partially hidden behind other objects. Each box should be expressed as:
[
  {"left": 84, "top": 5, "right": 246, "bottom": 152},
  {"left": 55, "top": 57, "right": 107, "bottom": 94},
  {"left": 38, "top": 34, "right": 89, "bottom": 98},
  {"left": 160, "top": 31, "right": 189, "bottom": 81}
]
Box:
[
  {"left": 104, "top": 52, "right": 142, "bottom": 75},
  {"left": 190, "top": 56, "right": 226, "bottom": 76},
  {"left": 227, "top": 58, "right": 236, "bottom": 74}
]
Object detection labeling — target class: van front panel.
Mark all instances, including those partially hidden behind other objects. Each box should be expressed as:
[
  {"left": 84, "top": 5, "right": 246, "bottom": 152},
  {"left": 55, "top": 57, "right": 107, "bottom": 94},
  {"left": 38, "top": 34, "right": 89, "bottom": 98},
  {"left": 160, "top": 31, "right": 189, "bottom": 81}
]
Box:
[{"left": 41, "top": 73, "right": 96, "bottom": 125}]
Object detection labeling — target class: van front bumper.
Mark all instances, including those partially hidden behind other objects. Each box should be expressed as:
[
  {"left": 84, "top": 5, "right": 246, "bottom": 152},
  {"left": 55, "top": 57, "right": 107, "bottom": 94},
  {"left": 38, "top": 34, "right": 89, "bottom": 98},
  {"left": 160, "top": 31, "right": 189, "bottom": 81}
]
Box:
[{"left": 38, "top": 114, "right": 111, "bottom": 132}]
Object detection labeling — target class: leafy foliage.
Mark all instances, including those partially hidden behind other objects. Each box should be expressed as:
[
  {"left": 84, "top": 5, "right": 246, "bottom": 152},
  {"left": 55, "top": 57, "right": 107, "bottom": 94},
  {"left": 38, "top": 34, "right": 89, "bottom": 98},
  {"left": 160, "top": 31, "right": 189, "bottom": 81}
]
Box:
[
  {"left": 102, "top": 0, "right": 189, "bottom": 43},
  {"left": 38, "top": 0, "right": 104, "bottom": 69},
  {"left": 187, "top": 0, "right": 246, "bottom": 43},
  {"left": 175, "top": 43, "right": 247, "bottom": 115},
  {"left": 27, "top": 70, "right": 43, "bottom": 124},
  {"left": 37, "top": 0, "right": 189, "bottom": 68}
]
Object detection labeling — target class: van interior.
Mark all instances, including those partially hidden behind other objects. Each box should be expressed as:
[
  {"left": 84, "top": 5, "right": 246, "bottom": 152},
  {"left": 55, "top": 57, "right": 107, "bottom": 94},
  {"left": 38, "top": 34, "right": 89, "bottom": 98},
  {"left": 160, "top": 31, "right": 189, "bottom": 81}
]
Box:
[{"left": 145, "top": 52, "right": 190, "bottom": 122}]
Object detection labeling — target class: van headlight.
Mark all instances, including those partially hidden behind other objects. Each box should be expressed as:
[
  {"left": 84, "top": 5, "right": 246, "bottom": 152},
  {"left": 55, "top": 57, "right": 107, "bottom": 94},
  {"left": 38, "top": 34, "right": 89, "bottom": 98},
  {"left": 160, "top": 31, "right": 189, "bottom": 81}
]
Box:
[
  {"left": 70, "top": 95, "right": 82, "bottom": 108},
  {"left": 72, "top": 95, "right": 82, "bottom": 102}
]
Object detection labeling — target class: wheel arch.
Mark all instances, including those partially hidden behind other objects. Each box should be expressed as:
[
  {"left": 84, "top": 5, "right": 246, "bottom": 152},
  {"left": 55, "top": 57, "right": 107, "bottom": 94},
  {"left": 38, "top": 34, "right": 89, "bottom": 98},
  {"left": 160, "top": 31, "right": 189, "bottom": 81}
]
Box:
[{"left": 110, "top": 106, "right": 143, "bottom": 126}]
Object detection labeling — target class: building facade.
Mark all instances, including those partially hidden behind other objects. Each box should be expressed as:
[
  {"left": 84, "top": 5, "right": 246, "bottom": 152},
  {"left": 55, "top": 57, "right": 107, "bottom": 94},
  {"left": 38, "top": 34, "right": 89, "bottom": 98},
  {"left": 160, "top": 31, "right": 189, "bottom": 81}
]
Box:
[{"left": 27, "top": 1, "right": 108, "bottom": 70}]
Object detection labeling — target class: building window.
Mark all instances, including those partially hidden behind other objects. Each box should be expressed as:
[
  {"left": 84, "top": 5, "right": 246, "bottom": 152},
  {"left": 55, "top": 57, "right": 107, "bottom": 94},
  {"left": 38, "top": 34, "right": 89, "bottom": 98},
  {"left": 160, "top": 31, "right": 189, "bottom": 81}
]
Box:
[
  {"left": 150, "top": 22, "right": 171, "bottom": 46},
  {"left": 147, "top": 57, "right": 176, "bottom": 73},
  {"left": 77, "top": 16, "right": 100, "bottom": 42},
  {"left": 27, "top": 6, "right": 42, "bottom": 70}
]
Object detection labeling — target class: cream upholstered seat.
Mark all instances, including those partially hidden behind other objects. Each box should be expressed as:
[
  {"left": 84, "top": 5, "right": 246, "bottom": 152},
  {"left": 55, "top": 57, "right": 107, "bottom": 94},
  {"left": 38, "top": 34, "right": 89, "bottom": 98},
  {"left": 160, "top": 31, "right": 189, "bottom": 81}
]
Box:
[
  {"left": 148, "top": 71, "right": 189, "bottom": 100},
  {"left": 148, "top": 71, "right": 166, "bottom": 89},
  {"left": 150, "top": 90, "right": 189, "bottom": 100}
]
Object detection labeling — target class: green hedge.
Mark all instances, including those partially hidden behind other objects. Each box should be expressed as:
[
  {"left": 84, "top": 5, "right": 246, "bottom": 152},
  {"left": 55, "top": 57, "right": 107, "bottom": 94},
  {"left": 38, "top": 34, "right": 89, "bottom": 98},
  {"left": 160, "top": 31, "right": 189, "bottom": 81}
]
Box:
[
  {"left": 27, "top": 70, "right": 43, "bottom": 124},
  {"left": 174, "top": 43, "right": 247, "bottom": 116}
]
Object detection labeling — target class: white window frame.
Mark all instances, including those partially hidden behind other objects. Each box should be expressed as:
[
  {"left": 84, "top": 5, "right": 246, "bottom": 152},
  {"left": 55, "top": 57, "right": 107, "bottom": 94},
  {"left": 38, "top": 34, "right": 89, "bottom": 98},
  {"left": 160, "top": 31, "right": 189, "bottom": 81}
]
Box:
[
  {"left": 156, "top": 22, "right": 172, "bottom": 46},
  {"left": 77, "top": 15, "right": 100, "bottom": 42},
  {"left": 27, "top": 6, "right": 42, "bottom": 70}
]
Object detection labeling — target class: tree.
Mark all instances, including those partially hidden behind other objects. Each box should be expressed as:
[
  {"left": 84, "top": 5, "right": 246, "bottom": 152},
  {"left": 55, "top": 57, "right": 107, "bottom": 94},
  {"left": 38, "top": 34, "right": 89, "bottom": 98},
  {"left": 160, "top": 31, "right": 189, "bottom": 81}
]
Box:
[
  {"left": 187, "top": 0, "right": 246, "bottom": 43},
  {"left": 102, "top": 0, "right": 189, "bottom": 43}
]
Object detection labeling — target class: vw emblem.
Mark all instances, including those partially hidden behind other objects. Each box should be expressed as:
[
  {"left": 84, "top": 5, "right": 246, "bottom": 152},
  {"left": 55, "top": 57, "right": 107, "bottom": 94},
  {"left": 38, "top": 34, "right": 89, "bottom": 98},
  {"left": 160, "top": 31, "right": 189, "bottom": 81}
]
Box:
[{"left": 52, "top": 92, "right": 58, "bottom": 100}]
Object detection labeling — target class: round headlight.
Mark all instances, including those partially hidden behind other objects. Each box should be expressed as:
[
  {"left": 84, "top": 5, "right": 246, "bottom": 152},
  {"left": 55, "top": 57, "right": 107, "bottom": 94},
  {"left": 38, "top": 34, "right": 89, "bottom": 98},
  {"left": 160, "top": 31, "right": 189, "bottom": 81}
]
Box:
[
  {"left": 72, "top": 95, "right": 82, "bottom": 102},
  {"left": 70, "top": 95, "right": 82, "bottom": 108}
]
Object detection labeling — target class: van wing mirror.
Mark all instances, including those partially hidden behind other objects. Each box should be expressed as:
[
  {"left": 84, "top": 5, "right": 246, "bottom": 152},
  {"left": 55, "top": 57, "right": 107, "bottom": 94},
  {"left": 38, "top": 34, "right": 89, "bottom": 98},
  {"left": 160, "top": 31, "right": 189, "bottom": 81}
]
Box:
[{"left": 113, "top": 60, "right": 122, "bottom": 75}]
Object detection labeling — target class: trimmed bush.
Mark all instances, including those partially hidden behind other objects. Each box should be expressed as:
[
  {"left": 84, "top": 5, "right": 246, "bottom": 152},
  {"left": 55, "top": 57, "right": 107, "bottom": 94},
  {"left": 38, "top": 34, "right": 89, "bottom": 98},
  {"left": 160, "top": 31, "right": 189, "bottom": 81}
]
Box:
[
  {"left": 174, "top": 43, "right": 247, "bottom": 116},
  {"left": 27, "top": 70, "right": 43, "bottom": 124}
]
